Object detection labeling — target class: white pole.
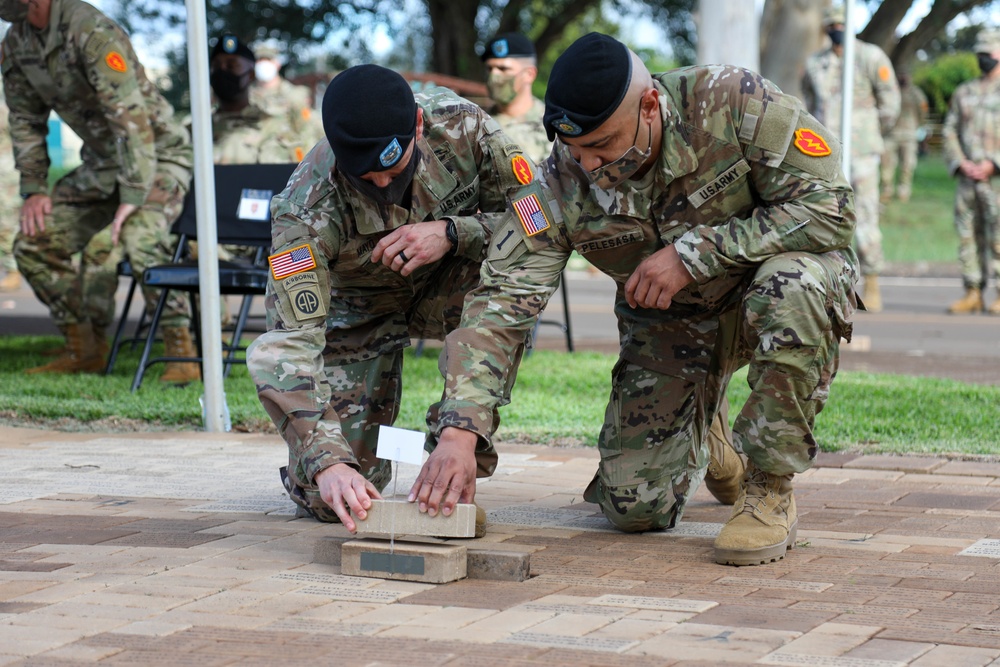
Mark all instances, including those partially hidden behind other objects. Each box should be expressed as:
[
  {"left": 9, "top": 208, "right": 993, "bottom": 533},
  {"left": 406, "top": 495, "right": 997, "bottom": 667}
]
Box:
[
  {"left": 839, "top": 0, "right": 855, "bottom": 181},
  {"left": 696, "top": 0, "right": 760, "bottom": 71},
  {"left": 185, "top": 0, "right": 227, "bottom": 432}
]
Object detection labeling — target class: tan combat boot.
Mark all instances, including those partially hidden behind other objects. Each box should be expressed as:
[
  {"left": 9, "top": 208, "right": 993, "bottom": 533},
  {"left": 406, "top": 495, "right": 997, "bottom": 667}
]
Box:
[
  {"left": 0, "top": 271, "right": 21, "bottom": 292},
  {"left": 704, "top": 415, "right": 745, "bottom": 505},
  {"left": 159, "top": 327, "right": 201, "bottom": 383},
  {"left": 714, "top": 461, "right": 797, "bottom": 566},
  {"left": 44, "top": 324, "right": 108, "bottom": 359},
  {"left": 26, "top": 322, "right": 106, "bottom": 374},
  {"left": 862, "top": 275, "right": 882, "bottom": 313},
  {"left": 947, "top": 288, "right": 983, "bottom": 314}
]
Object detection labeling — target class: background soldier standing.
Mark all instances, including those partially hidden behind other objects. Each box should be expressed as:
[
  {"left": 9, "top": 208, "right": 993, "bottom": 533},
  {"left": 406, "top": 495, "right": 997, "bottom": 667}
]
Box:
[
  {"left": 942, "top": 30, "right": 1000, "bottom": 315},
  {"left": 422, "top": 33, "right": 858, "bottom": 567},
  {"left": 0, "top": 86, "right": 21, "bottom": 292},
  {"left": 246, "top": 65, "right": 535, "bottom": 529},
  {"left": 248, "top": 41, "right": 323, "bottom": 151},
  {"left": 802, "top": 5, "right": 899, "bottom": 313},
  {"left": 481, "top": 32, "right": 552, "bottom": 164},
  {"left": 0, "top": 0, "right": 197, "bottom": 381},
  {"left": 881, "top": 72, "right": 928, "bottom": 203}
]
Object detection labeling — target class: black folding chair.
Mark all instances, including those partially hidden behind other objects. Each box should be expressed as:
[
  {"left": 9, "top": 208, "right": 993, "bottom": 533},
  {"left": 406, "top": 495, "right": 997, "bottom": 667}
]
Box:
[{"left": 129, "top": 163, "right": 298, "bottom": 391}]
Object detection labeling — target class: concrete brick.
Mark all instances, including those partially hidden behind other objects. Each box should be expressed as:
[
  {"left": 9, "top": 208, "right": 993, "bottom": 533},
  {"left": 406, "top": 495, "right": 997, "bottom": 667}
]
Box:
[
  {"left": 467, "top": 547, "right": 531, "bottom": 581},
  {"left": 341, "top": 538, "right": 467, "bottom": 584},
  {"left": 352, "top": 499, "right": 477, "bottom": 538}
]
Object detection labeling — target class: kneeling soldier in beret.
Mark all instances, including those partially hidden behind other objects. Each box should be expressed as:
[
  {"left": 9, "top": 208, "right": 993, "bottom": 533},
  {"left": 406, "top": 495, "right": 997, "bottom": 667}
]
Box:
[
  {"left": 247, "top": 64, "right": 535, "bottom": 530},
  {"left": 422, "top": 33, "right": 859, "bottom": 566}
]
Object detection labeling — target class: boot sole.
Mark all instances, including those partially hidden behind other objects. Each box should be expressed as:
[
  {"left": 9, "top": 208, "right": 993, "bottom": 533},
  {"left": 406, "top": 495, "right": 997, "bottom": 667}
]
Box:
[{"left": 714, "top": 520, "right": 797, "bottom": 567}]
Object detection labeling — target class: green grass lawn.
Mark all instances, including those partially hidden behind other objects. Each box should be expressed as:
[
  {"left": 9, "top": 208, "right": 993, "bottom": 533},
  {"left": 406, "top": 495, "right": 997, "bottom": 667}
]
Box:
[
  {"left": 2, "top": 338, "right": 998, "bottom": 458},
  {"left": 880, "top": 152, "right": 957, "bottom": 265}
]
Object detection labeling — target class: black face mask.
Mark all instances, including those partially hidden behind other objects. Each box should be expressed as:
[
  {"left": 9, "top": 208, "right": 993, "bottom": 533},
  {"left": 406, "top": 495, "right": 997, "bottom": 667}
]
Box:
[
  {"left": 978, "top": 54, "right": 999, "bottom": 75},
  {"left": 343, "top": 147, "right": 422, "bottom": 208},
  {"left": 210, "top": 69, "right": 250, "bottom": 102},
  {"left": 827, "top": 29, "right": 845, "bottom": 46}
]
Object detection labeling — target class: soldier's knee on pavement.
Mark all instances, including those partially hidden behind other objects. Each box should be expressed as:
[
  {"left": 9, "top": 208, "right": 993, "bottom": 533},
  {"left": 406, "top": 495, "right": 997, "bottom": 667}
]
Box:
[{"left": 589, "top": 477, "right": 680, "bottom": 533}]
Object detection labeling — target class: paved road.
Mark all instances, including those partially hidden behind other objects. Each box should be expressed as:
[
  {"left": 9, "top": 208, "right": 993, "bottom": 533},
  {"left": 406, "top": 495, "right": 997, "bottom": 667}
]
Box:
[{"left": 3, "top": 270, "right": 998, "bottom": 385}]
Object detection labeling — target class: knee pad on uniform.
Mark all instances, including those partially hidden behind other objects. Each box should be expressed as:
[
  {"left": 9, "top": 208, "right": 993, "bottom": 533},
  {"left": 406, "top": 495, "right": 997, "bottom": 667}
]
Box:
[{"left": 590, "top": 475, "right": 682, "bottom": 533}]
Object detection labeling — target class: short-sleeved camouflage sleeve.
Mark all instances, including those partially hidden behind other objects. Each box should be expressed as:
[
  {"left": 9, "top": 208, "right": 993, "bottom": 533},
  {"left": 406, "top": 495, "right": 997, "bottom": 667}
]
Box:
[{"left": 80, "top": 22, "right": 157, "bottom": 206}]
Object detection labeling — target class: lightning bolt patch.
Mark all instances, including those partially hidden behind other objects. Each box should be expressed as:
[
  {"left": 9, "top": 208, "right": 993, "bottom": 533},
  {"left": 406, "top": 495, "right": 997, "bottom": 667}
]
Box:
[{"left": 793, "top": 128, "right": 831, "bottom": 157}]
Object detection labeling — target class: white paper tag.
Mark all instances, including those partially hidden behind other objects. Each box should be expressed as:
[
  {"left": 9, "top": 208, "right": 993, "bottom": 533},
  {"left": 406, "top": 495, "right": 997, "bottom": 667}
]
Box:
[
  {"left": 376, "top": 425, "right": 426, "bottom": 466},
  {"left": 237, "top": 188, "right": 273, "bottom": 221}
]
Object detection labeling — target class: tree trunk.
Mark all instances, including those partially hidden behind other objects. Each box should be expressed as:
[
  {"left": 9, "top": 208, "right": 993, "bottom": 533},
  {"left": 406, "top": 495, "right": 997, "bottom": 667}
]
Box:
[
  {"left": 425, "top": 0, "right": 483, "bottom": 78},
  {"left": 858, "top": 0, "right": 913, "bottom": 54},
  {"left": 532, "top": 0, "right": 600, "bottom": 64},
  {"left": 759, "top": 0, "right": 825, "bottom": 99},
  {"left": 889, "top": 0, "right": 993, "bottom": 71}
]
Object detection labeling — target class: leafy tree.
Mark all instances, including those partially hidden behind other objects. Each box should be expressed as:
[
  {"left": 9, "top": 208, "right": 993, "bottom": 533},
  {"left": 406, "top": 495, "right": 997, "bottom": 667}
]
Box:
[{"left": 914, "top": 52, "right": 980, "bottom": 116}]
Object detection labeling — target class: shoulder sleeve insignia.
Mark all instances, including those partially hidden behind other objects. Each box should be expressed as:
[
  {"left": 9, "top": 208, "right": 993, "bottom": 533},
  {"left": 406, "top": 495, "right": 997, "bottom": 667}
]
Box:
[
  {"left": 793, "top": 128, "right": 831, "bottom": 157},
  {"left": 269, "top": 243, "right": 317, "bottom": 280},
  {"left": 878, "top": 65, "right": 891, "bottom": 82},
  {"left": 512, "top": 192, "right": 550, "bottom": 236},
  {"left": 511, "top": 155, "right": 533, "bottom": 185},
  {"left": 104, "top": 51, "right": 128, "bottom": 73}
]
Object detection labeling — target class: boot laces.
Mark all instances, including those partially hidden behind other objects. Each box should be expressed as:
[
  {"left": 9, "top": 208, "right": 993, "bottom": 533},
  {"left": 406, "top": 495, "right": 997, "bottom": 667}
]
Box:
[{"left": 740, "top": 467, "right": 774, "bottom": 515}]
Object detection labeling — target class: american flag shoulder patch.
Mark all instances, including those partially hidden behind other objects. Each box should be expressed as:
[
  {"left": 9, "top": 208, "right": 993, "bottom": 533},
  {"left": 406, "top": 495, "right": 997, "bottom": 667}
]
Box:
[
  {"left": 269, "top": 244, "right": 316, "bottom": 280},
  {"left": 512, "top": 192, "right": 551, "bottom": 237}
]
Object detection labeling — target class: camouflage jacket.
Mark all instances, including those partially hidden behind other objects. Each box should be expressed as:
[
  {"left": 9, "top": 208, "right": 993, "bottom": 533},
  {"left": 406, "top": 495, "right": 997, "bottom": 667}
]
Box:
[
  {"left": 0, "top": 0, "right": 191, "bottom": 203},
  {"left": 249, "top": 77, "right": 324, "bottom": 148},
  {"left": 252, "top": 85, "right": 535, "bottom": 481},
  {"left": 0, "top": 88, "right": 18, "bottom": 205},
  {"left": 213, "top": 103, "right": 308, "bottom": 165},
  {"left": 890, "top": 84, "right": 928, "bottom": 139},
  {"left": 489, "top": 96, "right": 552, "bottom": 164},
  {"left": 802, "top": 41, "right": 900, "bottom": 158},
  {"left": 434, "top": 66, "right": 858, "bottom": 452},
  {"left": 942, "top": 75, "right": 1000, "bottom": 176}
]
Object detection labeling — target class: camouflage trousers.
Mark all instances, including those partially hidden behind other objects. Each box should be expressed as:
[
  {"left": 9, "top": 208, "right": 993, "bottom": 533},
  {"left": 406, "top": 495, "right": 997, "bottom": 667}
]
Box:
[
  {"left": 270, "top": 255, "right": 488, "bottom": 522},
  {"left": 585, "top": 249, "right": 856, "bottom": 533},
  {"left": 852, "top": 154, "right": 884, "bottom": 276},
  {"left": 14, "top": 166, "right": 191, "bottom": 329},
  {"left": 880, "top": 135, "right": 919, "bottom": 200},
  {"left": 953, "top": 176, "right": 1000, "bottom": 290},
  {"left": 0, "top": 195, "right": 17, "bottom": 273}
]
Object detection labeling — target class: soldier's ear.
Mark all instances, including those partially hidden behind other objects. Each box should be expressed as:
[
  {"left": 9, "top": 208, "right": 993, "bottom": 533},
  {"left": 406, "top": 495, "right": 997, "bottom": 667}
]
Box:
[
  {"left": 639, "top": 88, "right": 658, "bottom": 122},
  {"left": 415, "top": 107, "right": 424, "bottom": 140}
]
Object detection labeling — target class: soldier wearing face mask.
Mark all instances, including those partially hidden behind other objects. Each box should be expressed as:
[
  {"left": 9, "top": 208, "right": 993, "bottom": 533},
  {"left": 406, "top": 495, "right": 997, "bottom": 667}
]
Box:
[
  {"left": 246, "top": 64, "right": 536, "bottom": 531},
  {"left": 802, "top": 5, "right": 900, "bottom": 313},
  {"left": 248, "top": 41, "right": 324, "bottom": 153},
  {"left": 481, "top": 32, "right": 552, "bottom": 164},
  {"left": 940, "top": 30, "right": 1000, "bottom": 315},
  {"left": 424, "top": 33, "right": 859, "bottom": 567}
]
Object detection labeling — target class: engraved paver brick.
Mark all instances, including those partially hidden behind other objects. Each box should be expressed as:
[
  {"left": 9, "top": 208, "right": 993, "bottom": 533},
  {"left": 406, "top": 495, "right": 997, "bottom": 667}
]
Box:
[
  {"left": 341, "top": 539, "right": 467, "bottom": 584},
  {"left": 894, "top": 493, "right": 998, "bottom": 511},
  {"left": 909, "top": 644, "right": 1000, "bottom": 666},
  {"left": 843, "top": 456, "right": 947, "bottom": 474},
  {"left": 351, "top": 499, "right": 477, "bottom": 538},
  {"left": 631, "top": 622, "right": 800, "bottom": 662}
]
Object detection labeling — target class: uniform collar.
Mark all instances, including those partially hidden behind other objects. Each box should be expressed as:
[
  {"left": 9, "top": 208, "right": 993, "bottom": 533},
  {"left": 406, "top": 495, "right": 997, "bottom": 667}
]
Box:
[
  {"left": 342, "top": 134, "right": 458, "bottom": 235},
  {"left": 40, "top": 0, "right": 65, "bottom": 57}
]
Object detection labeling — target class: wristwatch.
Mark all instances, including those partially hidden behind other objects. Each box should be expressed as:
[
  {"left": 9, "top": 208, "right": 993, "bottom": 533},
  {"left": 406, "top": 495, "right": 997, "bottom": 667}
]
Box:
[{"left": 445, "top": 219, "right": 459, "bottom": 253}]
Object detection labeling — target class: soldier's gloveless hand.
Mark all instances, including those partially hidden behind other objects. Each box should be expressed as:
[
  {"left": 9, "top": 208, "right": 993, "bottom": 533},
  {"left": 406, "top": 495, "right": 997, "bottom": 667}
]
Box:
[
  {"left": 408, "top": 427, "right": 478, "bottom": 517},
  {"left": 315, "top": 463, "right": 383, "bottom": 533},
  {"left": 371, "top": 220, "right": 451, "bottom": 276},
  {"left": 624, "top": 244, "right": 695, "bottom": 310},
  {"left": 19, "top": 194, "right": 52, "bottom": 237}
]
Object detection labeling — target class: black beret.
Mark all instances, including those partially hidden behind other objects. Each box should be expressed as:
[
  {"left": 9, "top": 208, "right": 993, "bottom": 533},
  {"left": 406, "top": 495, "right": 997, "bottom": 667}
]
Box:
[
  {"left": 481, "top": 32, "right": 536, "bottom": 61},
  {"left": 211, "top": 34, "right": 255, "bottom": 62},
  {"left": 543, "top": 32, "right": 632, "bottom": 141},
  {"left": 322, "top": 64, "right": 418, "bottom": 176}
]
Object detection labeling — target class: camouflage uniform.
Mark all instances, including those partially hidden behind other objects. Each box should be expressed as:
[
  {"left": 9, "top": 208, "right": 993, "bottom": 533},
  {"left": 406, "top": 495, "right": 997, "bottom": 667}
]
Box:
[
  {"left": 431, "top": 67, "right": 858, "bottom": 532},
  {"left": 881, "top": 82, "right": 928, "bottom": 201},
  {"left": 489, "top": 97, "right": 552, "bottom": 164},
  {"left": 246, "top": 87, "right": 535, "bottom": 520},
  {"left": 249, "top": 77, "right": 324, "bottom": 152},
  {"left": 0, "top": 87, "right": 19, "bottom": 276},
  {"left": 942, "top": 75, "right": 1000, "bottom": 293},
  {"left": 213, "top": 103, "right": 308, "bottom": 166},
  {"left": 1, "top": 0, "right": 193, "bottom": 330},
  {"left": 803, "top": 40, "right": 900, "bottom": 277}
]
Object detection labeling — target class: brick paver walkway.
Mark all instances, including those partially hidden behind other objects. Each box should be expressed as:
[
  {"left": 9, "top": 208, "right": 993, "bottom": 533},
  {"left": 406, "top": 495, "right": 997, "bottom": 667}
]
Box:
[{"left": 2, "top": 426, "right": 1000, "bottom": 666}]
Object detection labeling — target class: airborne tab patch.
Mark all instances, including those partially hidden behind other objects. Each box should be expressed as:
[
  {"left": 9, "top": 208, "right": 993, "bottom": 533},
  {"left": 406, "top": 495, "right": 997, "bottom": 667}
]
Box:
[
  {"left": 269, "top": 244, "right": 317, "bottom": 280},
  {"left": 512, "top": 192, "right": 550, "bottom": 236},
  {"left": 104, "top": 51, "right": 128, "bottom": 73},
  {"left": 793, "top": 128, "right": 831, "bottom": 157}
]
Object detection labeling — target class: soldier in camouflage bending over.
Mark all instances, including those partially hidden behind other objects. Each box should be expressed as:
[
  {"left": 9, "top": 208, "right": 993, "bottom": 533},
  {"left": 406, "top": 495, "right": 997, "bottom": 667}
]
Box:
[
  {"left": 246, "top": 65, "right": 535, "bottom": 530},
  {"left": 0, "top": 0, "right": 196, "bottom": 382},
  {"left": 420, "top": 33, "right": 859, "bottom": 566}
]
